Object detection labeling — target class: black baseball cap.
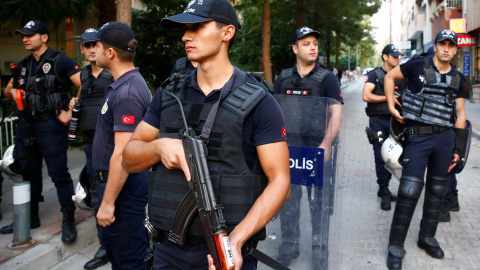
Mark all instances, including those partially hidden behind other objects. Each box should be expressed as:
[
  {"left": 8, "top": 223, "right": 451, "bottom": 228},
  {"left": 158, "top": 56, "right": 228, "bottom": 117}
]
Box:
[
  {"left": 435, "top": 29, "right": 458, "bottom": 45},
  {"left": 15, "top": 20, "right": 50, "bottom": 35},
  {"left": 382, "top": 44, "right": 403, "bottom": 57},
  {"left": 80, "top": 28, "right": 98, "bottom": 45},
  {"left": 294, "top": 27, "right": 321, "bottom": 42},
  {"left": 96, "top": 21, "right": 135, "bottom": 51},
  {"left": 161, "top": 0, "right": 241, "bottom": 30}
]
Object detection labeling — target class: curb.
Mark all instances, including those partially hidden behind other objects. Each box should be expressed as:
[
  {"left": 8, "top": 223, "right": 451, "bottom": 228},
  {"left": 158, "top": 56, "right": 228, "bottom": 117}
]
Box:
[{"left": 0, "top": 217, "right": 98, "bottom": 270}]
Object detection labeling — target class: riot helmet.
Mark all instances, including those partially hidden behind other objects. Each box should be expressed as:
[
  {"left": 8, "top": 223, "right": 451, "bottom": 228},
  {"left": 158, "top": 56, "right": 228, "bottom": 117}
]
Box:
[
  {"left": 72, "top": 166, "right": 94, "bottom": 212},
  {"left": 0, "top": 145, "right": 22, "bottom": 180},
  {"left": 381, "top": 118, "right": 405, "bottom": 179}
]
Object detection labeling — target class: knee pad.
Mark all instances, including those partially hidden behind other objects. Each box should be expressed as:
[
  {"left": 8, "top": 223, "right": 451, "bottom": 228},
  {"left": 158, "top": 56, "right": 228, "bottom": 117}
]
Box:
[
  {"left": 426, "top": 174, "right": 449, "bottom": 197},
  {"left": 398, "top": 176, "right": 424, "bottom": 199}
]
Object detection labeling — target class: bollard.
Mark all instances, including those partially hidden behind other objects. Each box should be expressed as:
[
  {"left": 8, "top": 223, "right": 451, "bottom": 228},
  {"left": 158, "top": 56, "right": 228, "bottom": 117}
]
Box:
[{"left": 7, "top": 181, "right": 36, "bottom": 249}]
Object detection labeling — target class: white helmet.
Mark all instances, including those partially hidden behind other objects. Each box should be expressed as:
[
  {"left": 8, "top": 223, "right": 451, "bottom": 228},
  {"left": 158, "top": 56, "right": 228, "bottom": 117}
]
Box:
[
  {"left": 72, "top": 166, "right": 94, "bottom": 212},
  {"left": 0, "top": 145, "right": 22, "bottom": 181},
  {"left": 381, "top": 119, "right": 405, "bottom": 179}
]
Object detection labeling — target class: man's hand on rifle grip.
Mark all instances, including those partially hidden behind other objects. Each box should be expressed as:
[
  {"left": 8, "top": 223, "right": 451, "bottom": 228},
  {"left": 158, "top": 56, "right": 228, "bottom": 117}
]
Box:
[{"left": 157, "top": 138, "right": 191, "bottom": 181}]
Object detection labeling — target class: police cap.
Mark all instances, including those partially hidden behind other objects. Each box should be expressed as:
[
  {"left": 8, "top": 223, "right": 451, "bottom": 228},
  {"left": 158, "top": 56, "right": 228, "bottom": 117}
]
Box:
[
  {"left": 96, "top": 21, "right": 135, "bottom": 52},
  {"left": 435, "top": 29, "right": 458, "bottom": 45},
  {"left": 294, "top": 27, "right": 321, "bottom": 43},
  {"left": 80, "top": 28, "right": 98, "bottom": 45},
  {"left": 161, "top": 0, "right": 241, "bottom": 30},
  {"left": 382, "top": 44, "right": 403, "bottom": 57},
  {"left": 15, "top": 20, "right": 50, "bottom": 36}
]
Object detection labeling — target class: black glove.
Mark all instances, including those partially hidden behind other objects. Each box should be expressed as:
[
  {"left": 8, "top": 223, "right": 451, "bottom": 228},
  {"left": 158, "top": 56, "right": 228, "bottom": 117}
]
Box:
[{"left": 453, "top": 128, "right": 469, "bottom": 167}]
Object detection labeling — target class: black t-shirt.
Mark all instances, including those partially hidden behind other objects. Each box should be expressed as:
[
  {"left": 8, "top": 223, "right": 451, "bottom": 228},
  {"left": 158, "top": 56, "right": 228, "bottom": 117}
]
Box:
[{"left": 399, "top": 54, "right": 466, "bottom": 98}]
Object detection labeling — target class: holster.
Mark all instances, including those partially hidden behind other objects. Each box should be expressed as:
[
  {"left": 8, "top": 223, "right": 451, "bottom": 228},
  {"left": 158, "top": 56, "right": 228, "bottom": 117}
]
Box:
[{"left": 365, "top": 127, "right": 385, "bottom": 144}]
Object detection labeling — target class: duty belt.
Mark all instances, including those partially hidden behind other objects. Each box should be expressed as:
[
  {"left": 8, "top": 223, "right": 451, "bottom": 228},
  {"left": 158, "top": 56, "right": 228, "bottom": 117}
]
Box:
[
  {"left": 95, "top": 171, "right": 109, "bottom": 183},
  {"left": 405, "top": 125, "right": 450, "bottom": 136}
]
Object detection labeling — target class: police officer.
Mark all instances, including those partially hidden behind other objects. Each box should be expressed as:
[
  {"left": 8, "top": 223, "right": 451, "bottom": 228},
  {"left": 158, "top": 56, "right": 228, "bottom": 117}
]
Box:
[
  {"left": 363, "top": 44, "right": 405, "bottom": 211},
  {"left": 91, "top": 21, "right": 151, "bottom": 269},
  {"left": 122, "top": 0, "right": 291, "bottom": 269},
  {"left": 384, "top": 29, "right": 468, "bottom": 269},
  {"left": 1, "top": 21, "right": 81, "bottom": 243},
  {"left": 272, "top": 26, "right": 343, "bottom": 268},
  {"left": 74, "top": 27, "right": 111, "bottom": 270}
]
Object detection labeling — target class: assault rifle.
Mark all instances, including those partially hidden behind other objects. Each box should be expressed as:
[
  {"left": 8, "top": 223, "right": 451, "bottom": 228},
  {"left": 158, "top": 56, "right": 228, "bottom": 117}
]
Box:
[
  {"left": 10, "top": 63, "right": 35, "bottom": 146},
  {"left": 161, "top": 74, "right": 235, "bottom": 270}
]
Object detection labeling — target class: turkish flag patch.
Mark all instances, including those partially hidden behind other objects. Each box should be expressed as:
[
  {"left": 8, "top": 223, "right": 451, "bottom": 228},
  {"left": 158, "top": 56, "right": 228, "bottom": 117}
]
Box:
[
  {"left": 339, "top": 92, "right": 343, "bottom": 98},
  {"left": 122, "top": 115, "right": 135, "bottom": 124},
  {"left": 282, "top": 127, "right": 287, "bottom": 137}
]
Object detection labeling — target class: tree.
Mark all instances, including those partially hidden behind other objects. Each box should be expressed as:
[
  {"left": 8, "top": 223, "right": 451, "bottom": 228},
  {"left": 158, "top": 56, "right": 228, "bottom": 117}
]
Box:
[
  {"left": 0, "top": 0, "right": 96, "bottom": 31},
  {"left": 117, "top": 0, "right": 132, "bottom": 26},
  {"left": 262, "top": 1, "right": 273, "bottom": 84}
]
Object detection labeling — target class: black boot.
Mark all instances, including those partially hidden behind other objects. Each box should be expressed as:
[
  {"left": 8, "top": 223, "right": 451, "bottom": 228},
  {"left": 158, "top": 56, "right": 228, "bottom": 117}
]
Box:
[
  {"left": 84, "top": 246, "right": 109, "bottom": 269},
  {"left": 449, "top": 191, "right": 460, "bottom": 212},
  {"left": 438, "top": 199, "right": 450, "bottom": 222},
  {"left": 418, "top": 175, "right": 448, "bottom": 259},
  {"left": 378, "top": 186, "right": 397, "bottom": 201},
  {"left": 381, "top": 194, "right": 391, "bottom": 211},
  {"left": 387, "top": 176, "right": 423, "bottom": 270},
  {"left": 418, "top": 236, "right": 444, "bottom": 259},
  {"left": 0, "top": 202, "right": 41, "bottom": 234},
  {"left": 386, "top": 245, "right": 405, "bottom": 270},
  {"left": 61, "top": 210, "right": 77, "bottom": 243}
]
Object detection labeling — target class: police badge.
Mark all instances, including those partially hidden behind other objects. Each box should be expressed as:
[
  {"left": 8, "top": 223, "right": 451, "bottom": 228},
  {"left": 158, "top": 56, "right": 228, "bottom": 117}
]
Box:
[{"left": 42, "top": 63, "right": 51, "bottom": 74}]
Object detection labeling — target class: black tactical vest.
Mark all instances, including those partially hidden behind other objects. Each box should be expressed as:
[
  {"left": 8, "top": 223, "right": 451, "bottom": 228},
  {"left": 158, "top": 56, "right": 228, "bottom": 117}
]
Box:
[
  {"left": 148, "top": 76, "right": 269, "bottom": 240},
  {"left": 79, "top": 66, "right": 112, "bottom": 133},
  {"left": 402, "top": 56, "right": 460, "bottom": 127},
  {"left": 18, "top": 48, "right": 72, "bottom": 118},
  {"left": 279, "top": 66, "right": 329, "bottom": 96},
  {"left": 365, "top": 68, "right": 406, "bottom": 117},
  {"left": 173, "top": 57, "right": 193, "bottom": 75}
]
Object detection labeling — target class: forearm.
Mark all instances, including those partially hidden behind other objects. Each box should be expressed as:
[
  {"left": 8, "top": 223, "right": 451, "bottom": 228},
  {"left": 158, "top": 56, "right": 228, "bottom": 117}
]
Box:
[
  {"left": 122, "top": 138, "right": 162, "bottom": 173},
  {"left": 4, "top": 80, "right": 15, "bottom": 99},
  {"left": 454, "top": 98, "right": 466, "bottom": 129},
  {"left": 102, "top": 150, "right": 129, "bottom": 206},
  {"left": 384, "top": 77, "right": 396, "bottom": 112},
  {"left": 323, "top": 105, "right": 342, "bottom": 146}
]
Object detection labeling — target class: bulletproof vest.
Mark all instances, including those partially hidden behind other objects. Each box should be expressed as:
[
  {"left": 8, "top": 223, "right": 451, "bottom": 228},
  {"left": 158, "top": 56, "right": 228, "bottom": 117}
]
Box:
[
  {"left": 365, "top": 68, "right": 406, "bottom": 117},
  {"left": 173, "top": 57, "right": 192, "bottom": 75},
  {"left": 280, "top": 66, "right": 329, "bottom": 96},
  {"left": 79, "top": 66, "right": 112, "bottom": 132},
  {"left": 19, "top": 48, "right": 72, "bottom": 117},
  {"left": 402, "top": 56, "right": 460, "bottom": 127},
  {"left": 148, "top": 76, "right": 269, "bottom": 240}
]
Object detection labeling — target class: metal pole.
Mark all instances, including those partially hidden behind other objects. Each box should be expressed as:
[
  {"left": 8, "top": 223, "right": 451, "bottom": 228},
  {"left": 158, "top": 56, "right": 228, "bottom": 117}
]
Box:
[{"left": 8, "top": 181, "right": 36, "bottom": 249}]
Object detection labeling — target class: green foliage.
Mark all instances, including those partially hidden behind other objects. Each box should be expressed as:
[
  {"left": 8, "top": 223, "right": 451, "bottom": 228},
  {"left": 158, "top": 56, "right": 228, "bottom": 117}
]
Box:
[
  {"left": 132, "top": 0, "right": 188, "bottom": 90},
  {"left": 0, "top": 0, "right": 96, "bottom": 32}
]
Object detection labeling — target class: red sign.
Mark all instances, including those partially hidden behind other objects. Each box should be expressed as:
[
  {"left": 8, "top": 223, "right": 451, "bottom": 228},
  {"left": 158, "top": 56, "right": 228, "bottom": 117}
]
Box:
[{"left": 457, "top": 35, "right": 478, "bottom": 47}]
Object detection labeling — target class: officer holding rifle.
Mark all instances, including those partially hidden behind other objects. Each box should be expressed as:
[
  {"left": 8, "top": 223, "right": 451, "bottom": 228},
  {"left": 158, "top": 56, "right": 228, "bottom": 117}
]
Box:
[{"left": 122, "top": 0, "right": 291, "bottom": 269}]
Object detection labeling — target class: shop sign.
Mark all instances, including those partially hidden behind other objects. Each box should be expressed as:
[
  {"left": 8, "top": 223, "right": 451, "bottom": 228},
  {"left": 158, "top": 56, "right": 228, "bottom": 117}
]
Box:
[
  {"left": 450, "top": 19, "right": 466, "bottom": 33},
  {"left": 463, "top": 52, "right": 470, "bottom": 77},
  {"left": 457, "top": 35, "right": 478, "bottom": 47}
]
